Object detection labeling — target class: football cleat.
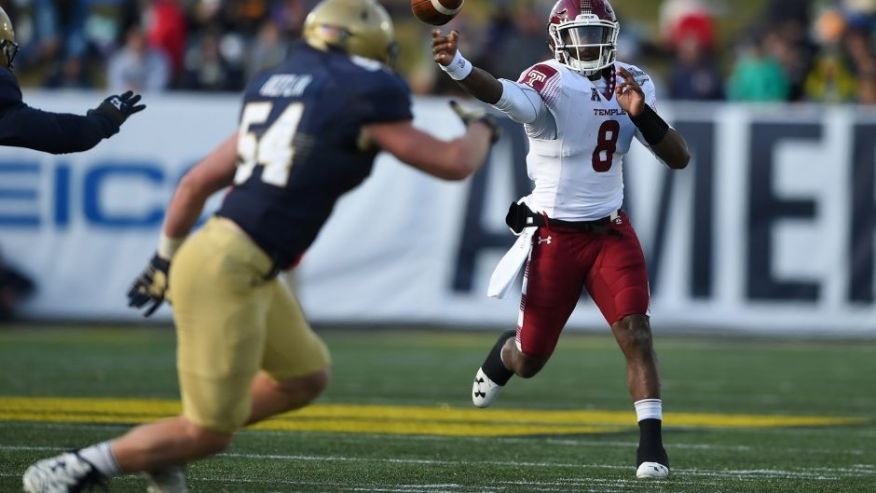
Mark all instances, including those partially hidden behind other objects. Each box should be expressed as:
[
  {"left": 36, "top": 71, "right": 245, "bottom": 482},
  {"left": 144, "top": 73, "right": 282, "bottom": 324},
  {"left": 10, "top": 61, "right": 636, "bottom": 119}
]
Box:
[
  {"left": 636, "top": 461, "right": 669, "bottom": 479},
  {"left": 472, "top": 367, "right": 504, "bottom": 408},
  {"left": 22, "top": 451, "right": 106, "bottom": 493},
  {"left": 144, "top": 465, "right": 188, "bottom": 493}
]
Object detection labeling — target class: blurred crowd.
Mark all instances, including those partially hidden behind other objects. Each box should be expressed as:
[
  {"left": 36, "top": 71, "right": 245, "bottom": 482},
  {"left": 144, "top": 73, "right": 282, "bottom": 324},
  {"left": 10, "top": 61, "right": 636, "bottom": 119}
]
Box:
[
  {"left": 664, "top": 0, "right": 876, "bottom": 103},
  {"left": 2, "top": 0, "right": 876, "bottom": 103}
]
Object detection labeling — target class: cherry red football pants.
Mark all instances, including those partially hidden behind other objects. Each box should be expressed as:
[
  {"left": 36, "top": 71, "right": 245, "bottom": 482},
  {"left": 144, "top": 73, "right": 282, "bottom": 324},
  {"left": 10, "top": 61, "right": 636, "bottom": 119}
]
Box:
[{"left": 516, "top": 211, "right": 650, "bottom": 357}]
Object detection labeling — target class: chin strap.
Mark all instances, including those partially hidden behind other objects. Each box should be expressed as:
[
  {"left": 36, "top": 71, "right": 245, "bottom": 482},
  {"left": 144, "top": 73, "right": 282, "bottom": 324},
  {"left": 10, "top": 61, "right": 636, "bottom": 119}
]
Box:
[{"left": 602, "top": 66, "right": 616, "bottom": 99}]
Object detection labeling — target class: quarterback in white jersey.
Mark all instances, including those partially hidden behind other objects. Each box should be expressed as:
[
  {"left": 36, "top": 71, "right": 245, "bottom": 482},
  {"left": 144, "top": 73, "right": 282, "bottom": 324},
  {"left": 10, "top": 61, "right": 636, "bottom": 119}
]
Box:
[
  {"left": 433, "top": 0, "right": 690, "bottom": 480},
  {"left": 508, "top": 58, "right": 657, "bottom": 221}
]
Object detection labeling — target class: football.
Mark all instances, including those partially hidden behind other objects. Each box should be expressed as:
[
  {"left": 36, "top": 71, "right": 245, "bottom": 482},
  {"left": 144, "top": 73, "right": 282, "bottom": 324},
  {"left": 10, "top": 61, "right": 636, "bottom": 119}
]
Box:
[{"left": 411, "top": 0, "right": 464, "bottom": 26}]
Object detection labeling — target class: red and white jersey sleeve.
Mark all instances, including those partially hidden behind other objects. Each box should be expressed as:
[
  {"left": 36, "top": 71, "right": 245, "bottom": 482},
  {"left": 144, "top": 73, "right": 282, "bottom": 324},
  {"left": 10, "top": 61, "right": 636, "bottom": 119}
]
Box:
[
  {"left": 497, "top": 59, "right": 657, "bottom": 222},
  {"left": 493, "top": 63, "right": 561, "bottom": 140}
]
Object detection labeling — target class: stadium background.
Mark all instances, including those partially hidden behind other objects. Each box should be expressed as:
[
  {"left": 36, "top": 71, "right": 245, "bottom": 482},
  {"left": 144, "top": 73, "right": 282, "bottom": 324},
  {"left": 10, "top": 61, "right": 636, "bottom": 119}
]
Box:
[
  {"left": 2, "top": 0, "right": 876, "bottom": 335},
  {"left": 1, "top": 1, "right": 876, "bottom": 493}
]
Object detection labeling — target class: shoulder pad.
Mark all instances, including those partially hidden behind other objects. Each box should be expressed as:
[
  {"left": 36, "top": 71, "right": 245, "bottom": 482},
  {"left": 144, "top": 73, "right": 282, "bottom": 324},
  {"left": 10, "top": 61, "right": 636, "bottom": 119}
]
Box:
[{"left": 518, "top": 63, "right": 559, "bottom": 93}]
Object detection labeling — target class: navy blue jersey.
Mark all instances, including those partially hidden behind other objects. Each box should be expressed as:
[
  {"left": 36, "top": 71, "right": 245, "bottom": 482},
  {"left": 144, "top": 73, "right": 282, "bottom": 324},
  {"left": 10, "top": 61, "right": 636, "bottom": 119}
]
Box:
[
  {"left": 217, "top": 43, "right": 412, "bottom": 267},
  {"left": 0, "top": 68, "right": 118, "bottom": 154}
]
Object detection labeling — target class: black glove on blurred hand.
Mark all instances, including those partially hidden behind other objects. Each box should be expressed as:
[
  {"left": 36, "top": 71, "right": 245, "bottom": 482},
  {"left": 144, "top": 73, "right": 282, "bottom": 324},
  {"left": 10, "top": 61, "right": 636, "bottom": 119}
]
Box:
[
  {"left": 90, "top": 91, "right": 147, "bottom": 128},
  {"left": 127, "top": 253, "right": 170, "bottom": 318},
  {"left": 449, "top": 100, "right": 502, "bottom": 143}
]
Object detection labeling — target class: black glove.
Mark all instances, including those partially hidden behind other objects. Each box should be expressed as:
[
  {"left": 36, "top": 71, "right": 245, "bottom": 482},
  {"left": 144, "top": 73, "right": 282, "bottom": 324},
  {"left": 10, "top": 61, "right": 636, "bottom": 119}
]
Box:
[
  {"left": 127, "top": 253, "right": 170, "bottom": 317},
  {"left": 90, "top": 91, "right": 147, "bottom": 128},
  {"left": 449, "top": 100, "right": 502, "bottom": 143}
]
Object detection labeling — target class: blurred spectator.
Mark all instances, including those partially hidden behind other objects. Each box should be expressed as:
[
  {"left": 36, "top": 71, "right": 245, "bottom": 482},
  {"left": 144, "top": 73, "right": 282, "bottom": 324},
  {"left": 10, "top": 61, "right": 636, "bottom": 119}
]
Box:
[
  {"left": 804, "top": 7, "right": 857, "bottom": 103},
  {"left": 43, "top": 56, "right": 92, "bottom": 89},
  {"left": 4, "top": 0, "right": 876, "bottom": 103},
  {"left": 247, "top": 20, "right": 289, "bottom": 80},
  {"left": 766, "top": 0, "right": 812, "bottom": 32},
  {"left": 478, "top": 4, "right": 550, "bottom": 81},
  {"left": 180, "top": 30, "right": 245, "bottom": 92},
  {"left": 146, "top": 0, "right": 187, "bottom": 76},
  {"left": 662, "top": 0, "right": 722, "bottom": 101},
  {"left": 0, "top": 248, "right": 35, "bottom": 323},
  {"left": 107, "top": 25, "right": 171, "bottom": 92},
  {"left": 36, "top": 0, "right": 89, "bottom": 60},
  {"left": 660, "top": 0, "right": 713, "bottom": 45},
  {"left": 728, "top": 31, "right": 791, "bottom": 102},
  {"left": 668, "top": 34, "right": 723, "bottom": 101},
  {"left": 845, "top": 26, "right": 876, "bottom": 104},
  {"left": 666, "top": 8, "right": 716, "bottom": 53},
  {"left": 269, "top": 0, "right": 308, "bottom": 36}
]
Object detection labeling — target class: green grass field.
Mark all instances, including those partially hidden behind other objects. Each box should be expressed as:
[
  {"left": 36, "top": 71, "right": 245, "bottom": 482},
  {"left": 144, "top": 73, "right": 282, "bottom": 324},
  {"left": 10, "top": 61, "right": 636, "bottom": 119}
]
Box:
[{"left": 1, "top": 326, "right": 874, "bottom": 492}]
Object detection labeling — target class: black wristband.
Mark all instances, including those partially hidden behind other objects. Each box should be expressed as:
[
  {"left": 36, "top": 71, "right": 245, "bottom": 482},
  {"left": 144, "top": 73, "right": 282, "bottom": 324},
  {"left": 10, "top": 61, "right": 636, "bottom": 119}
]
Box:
[{"left": 630, "top": 104, "right": 669, "bottom": 146}]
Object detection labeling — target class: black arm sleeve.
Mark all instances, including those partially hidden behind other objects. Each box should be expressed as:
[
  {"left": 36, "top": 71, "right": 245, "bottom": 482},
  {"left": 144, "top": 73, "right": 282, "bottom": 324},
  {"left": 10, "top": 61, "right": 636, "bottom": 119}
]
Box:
[{"left": 0, "top": 102, "right": 120, "bottom": 154}]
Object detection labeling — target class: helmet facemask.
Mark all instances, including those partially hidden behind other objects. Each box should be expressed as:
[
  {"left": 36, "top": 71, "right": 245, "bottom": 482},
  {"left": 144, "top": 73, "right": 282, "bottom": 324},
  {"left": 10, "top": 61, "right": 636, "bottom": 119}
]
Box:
[
  {"left": 0, "top": 39, "right": 18, "bottom": 68},
  {"left": 550, "top": 14, "right": 618, "bottom": 75},
  {"left": 0, "top": 5, "right": 18, "bottom": 69}
]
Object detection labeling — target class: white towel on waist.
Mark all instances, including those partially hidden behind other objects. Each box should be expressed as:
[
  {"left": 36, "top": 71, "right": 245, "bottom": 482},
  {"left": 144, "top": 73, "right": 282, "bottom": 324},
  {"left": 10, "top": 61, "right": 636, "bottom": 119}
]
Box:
[{"left": 487, "top": 228, "right": 535, "bottom": 299}]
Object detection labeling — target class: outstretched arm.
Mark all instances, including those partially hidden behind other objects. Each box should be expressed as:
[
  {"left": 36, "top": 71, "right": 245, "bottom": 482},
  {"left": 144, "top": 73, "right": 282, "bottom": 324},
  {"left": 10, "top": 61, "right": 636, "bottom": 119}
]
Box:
[
  {"left": 0, "top": 91, "right": 145, "bottom": 154},
  {"left": 432, "top": 29, "right": 552, "bottom": 135},
  {"left": 365, "top": 103, "right": 496, "bottom": 181},
  {"left": 616, "top": 67, "right": 690, "bottom": 169}
]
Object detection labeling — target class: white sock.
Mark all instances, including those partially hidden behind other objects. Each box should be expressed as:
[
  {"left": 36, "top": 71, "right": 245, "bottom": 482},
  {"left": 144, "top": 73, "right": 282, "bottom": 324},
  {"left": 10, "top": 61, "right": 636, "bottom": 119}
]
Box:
[
  {"left": 634, "top": 398, "right": 663, "bottom": 422},
  {"left": 78, "top": 441, "right": 121, "bottom": 477}
]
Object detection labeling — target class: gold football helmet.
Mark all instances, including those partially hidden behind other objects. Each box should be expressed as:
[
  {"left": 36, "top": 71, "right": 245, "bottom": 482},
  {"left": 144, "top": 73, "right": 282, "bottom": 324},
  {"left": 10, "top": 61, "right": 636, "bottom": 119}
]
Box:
[
  {"left": 303, "top": 0, "right": 398, "bottom": 66},
  {"left": 0, "top": 7, "right": 18, "bottom": 68}
]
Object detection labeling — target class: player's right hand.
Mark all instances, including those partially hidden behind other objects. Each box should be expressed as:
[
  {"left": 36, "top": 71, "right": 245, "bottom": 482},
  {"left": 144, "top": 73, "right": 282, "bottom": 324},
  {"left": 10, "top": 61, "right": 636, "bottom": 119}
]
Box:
[
  {"left": 127, "top": 253, "right": 170, "bottom": 317},
  {"left": 91, "top": 91, "right": 147, "bottom": 127},
  {"left": 432, "top": 29, "right": 459, "bottom": 67}
]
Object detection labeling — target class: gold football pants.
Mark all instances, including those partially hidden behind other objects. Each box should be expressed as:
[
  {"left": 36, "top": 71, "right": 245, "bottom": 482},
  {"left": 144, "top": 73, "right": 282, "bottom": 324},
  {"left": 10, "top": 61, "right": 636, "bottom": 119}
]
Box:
[{"left": 169, "top": 217, "right": 330, "bottom": 432}]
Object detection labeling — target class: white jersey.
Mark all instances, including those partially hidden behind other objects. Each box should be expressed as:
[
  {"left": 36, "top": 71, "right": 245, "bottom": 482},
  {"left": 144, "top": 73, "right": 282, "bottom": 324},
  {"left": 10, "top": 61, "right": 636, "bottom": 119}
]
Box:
[{"left": 493, "top": 59, "right": 658, "bottom": 221}]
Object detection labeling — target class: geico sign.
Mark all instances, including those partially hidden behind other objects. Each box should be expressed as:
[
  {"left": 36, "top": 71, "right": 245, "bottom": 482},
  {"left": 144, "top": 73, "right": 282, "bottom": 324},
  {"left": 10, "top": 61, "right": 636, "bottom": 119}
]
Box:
[{"left": 0, "top": 160, "right": 192, "bottom": 229}]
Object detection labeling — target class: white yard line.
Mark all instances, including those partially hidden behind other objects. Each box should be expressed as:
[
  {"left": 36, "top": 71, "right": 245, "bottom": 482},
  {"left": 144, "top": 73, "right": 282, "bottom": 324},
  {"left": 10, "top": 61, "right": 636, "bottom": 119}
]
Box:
[
  {"left": 3, "top": 444, "right": 870, "bottom": 481},
  {"left": 5, "top": 421, "right": 864, "bottom": 457}
]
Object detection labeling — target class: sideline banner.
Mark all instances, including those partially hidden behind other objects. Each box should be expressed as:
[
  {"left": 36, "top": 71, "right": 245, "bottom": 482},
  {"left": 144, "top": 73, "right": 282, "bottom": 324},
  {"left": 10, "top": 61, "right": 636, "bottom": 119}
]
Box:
[{"left": 1, "top": 93, "right": 875, "bottom": 335}]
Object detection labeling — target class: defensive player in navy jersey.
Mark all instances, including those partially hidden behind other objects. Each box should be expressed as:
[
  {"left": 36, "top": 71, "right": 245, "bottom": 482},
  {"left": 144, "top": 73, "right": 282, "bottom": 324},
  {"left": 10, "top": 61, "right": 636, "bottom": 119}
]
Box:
[
  {"left": 0, "top": 7, "right": 144, "bottom": 154},
  {"left": 22, "top": 0, "right": 499, "bottom": 491}
]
